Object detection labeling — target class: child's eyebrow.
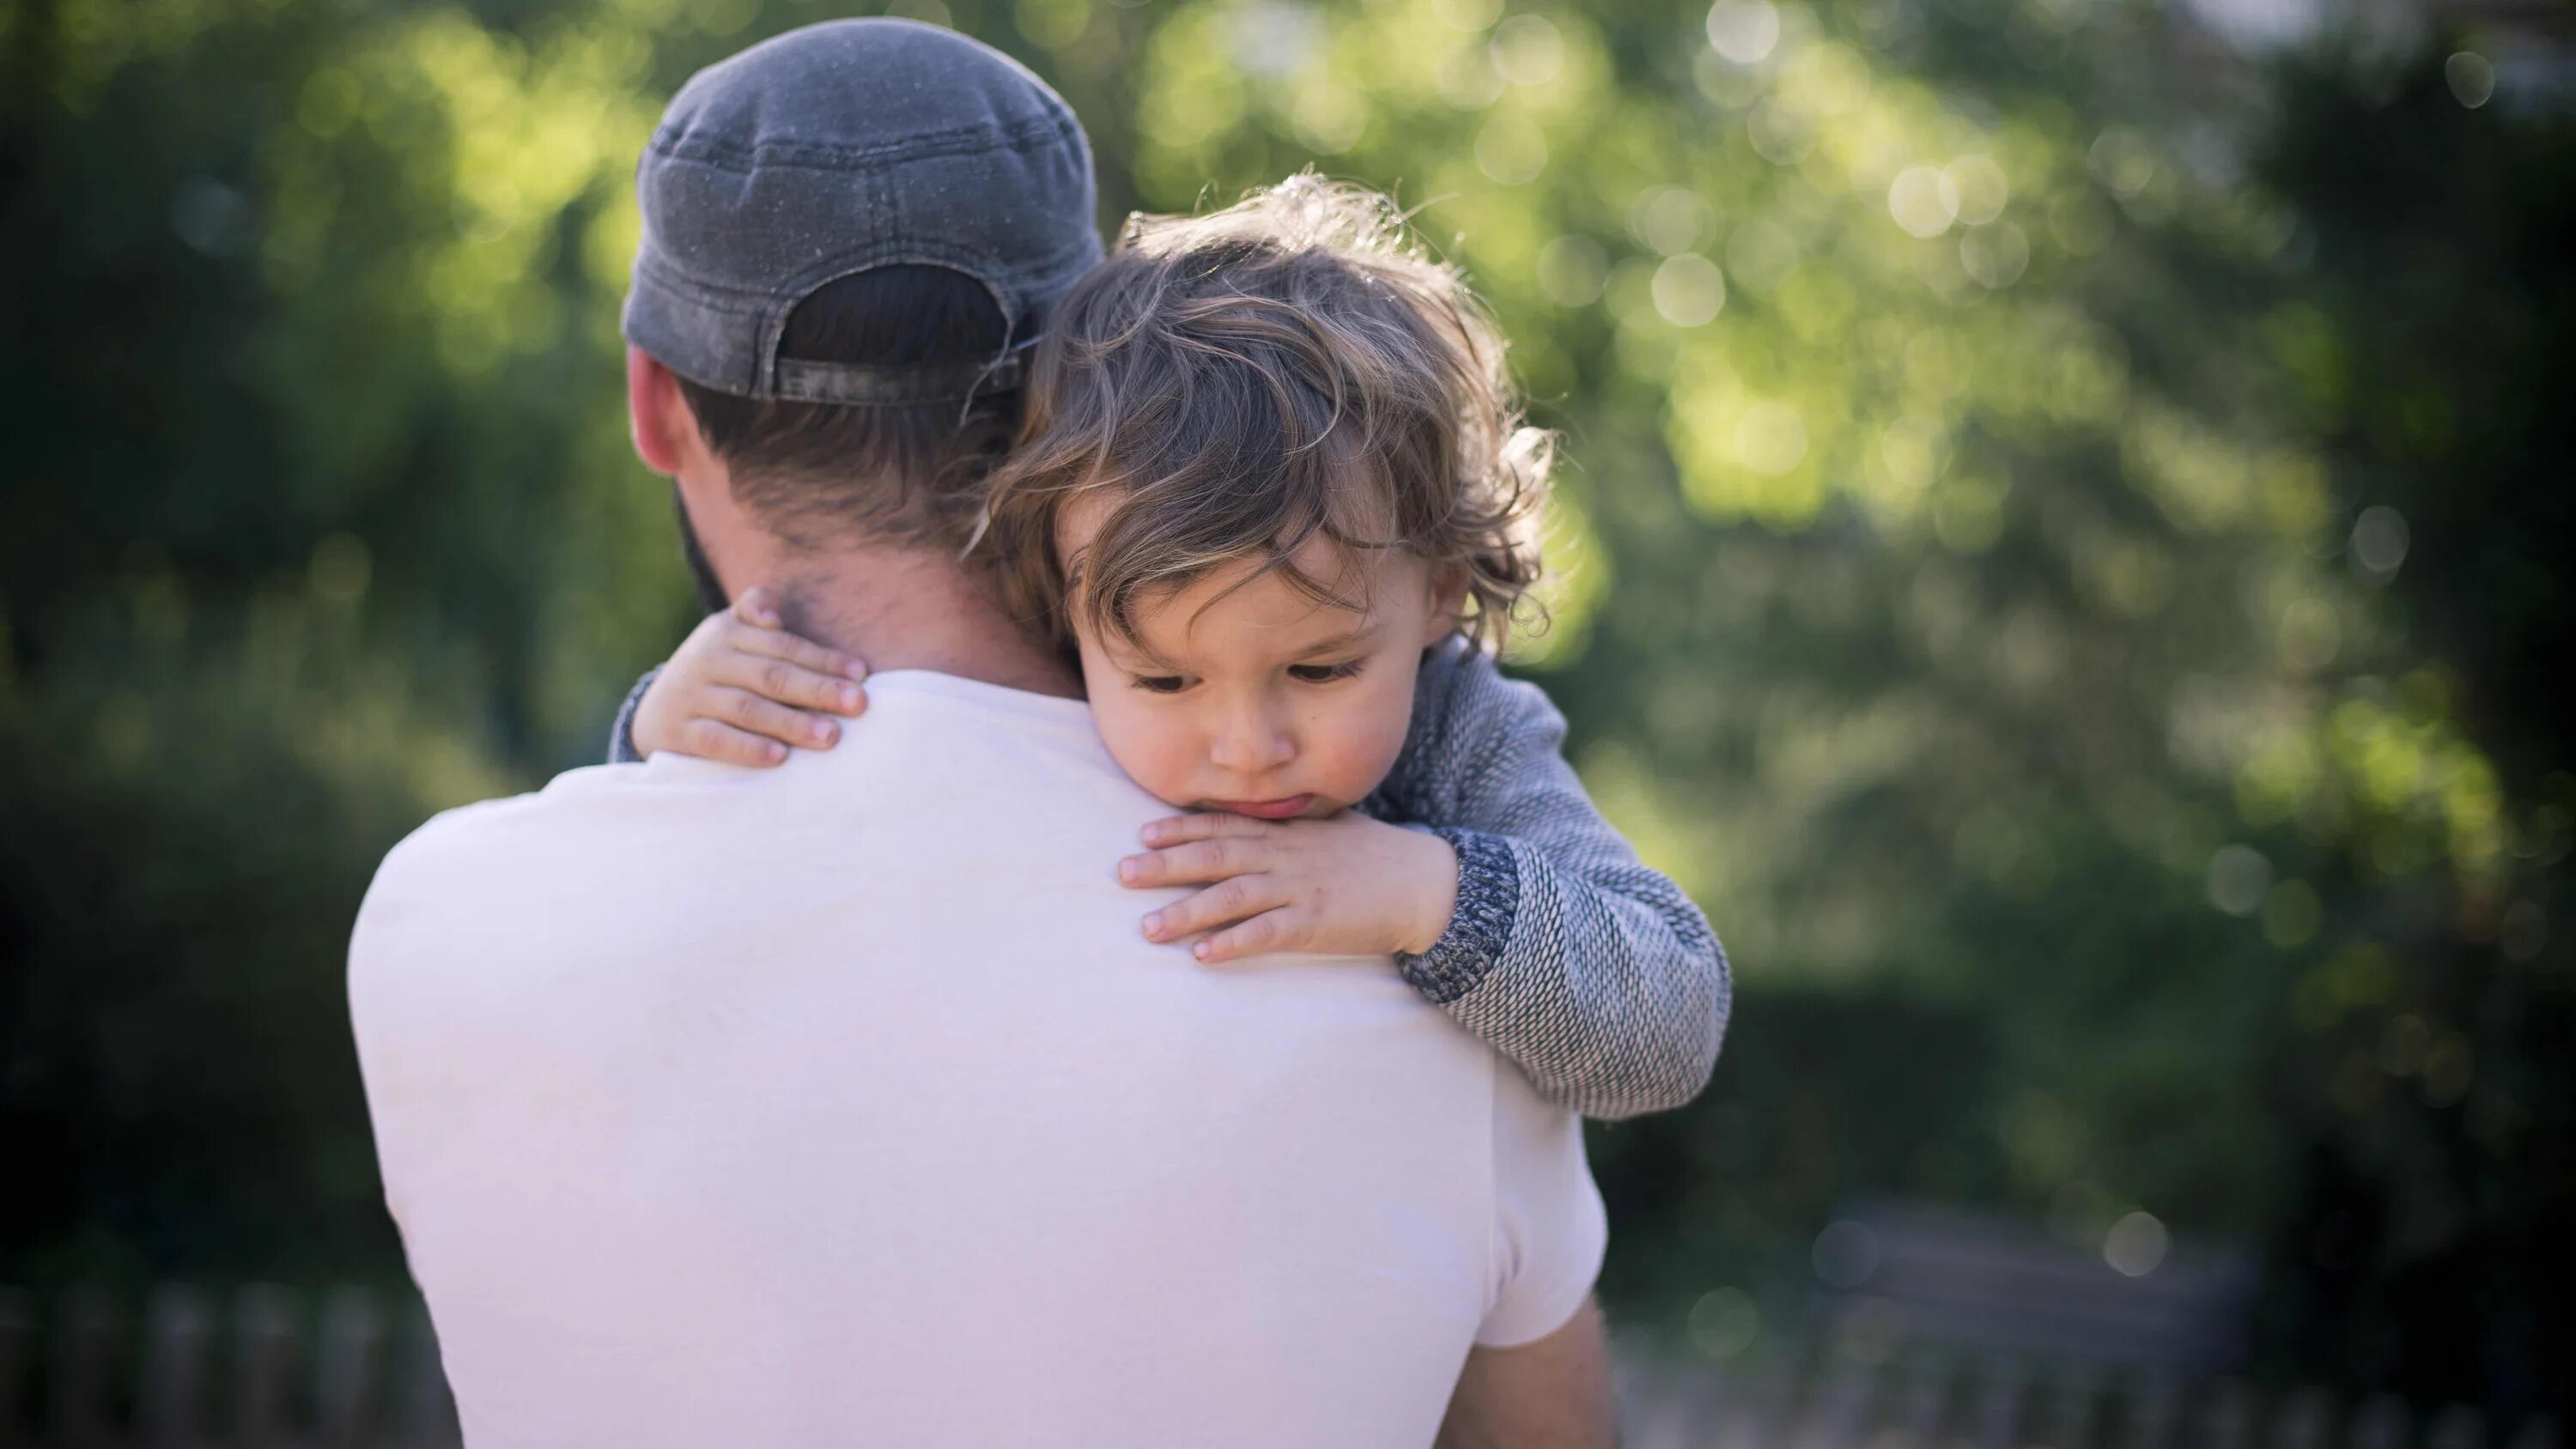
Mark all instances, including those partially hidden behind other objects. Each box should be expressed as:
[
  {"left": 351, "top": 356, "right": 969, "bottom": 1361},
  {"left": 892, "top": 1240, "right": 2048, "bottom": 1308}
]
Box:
[
  {"left": 1295, "top": 621, "right": 1383, "bottom": 658},
  {"left": 1101, "top": 632, "right": 1185, "bottom": 675}
]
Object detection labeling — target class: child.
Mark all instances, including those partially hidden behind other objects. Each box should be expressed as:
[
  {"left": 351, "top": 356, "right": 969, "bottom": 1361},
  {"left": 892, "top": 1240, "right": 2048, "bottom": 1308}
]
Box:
[{"left": 609, "top": 177, "right": 1729, "bottom": 1120}]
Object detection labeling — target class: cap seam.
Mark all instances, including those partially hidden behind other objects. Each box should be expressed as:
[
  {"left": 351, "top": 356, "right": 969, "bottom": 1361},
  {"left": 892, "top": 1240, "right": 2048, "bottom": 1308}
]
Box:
[
  {"left": 647, "top": 110, "right": 1081, "bottom": 175},
  {"left": 630, "top": 252, "right": 771, "bottom": 309},
  {"left": 641, "top": 235, "right": 1097, "bottom": 309}
]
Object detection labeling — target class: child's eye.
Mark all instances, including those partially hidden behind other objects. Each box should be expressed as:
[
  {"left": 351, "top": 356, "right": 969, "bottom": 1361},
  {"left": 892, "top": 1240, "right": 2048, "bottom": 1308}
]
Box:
[
  {"left": 1131, "top": 675, "right": 1193, "bottom": 694},
  {"left": 1287, "top": 660, "right": 1364, "bottom": 684}
]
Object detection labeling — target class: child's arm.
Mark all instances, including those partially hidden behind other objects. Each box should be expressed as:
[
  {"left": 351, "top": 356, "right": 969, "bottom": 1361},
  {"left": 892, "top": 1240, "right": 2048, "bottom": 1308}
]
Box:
[
  {"left": 1122, "top": 641, "right": 1729, "bottom": 1120},
  {"left": 606, "top": 588, "right": 871, "bottom": 766},
  {"left": 1381, "top": 642, "right": 1728, "bottom": 1118}
]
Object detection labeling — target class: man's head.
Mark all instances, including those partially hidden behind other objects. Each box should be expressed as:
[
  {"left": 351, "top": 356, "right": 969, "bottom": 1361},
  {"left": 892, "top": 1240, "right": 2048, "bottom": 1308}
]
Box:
[{"left": 622, "top": 20, "right": 1103, "bottom": 603}]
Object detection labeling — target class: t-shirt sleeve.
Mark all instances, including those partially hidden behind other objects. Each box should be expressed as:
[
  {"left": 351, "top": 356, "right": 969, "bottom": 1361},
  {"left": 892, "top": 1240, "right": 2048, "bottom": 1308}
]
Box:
[{"left": 1476, "top": 1064, "right": 1609, "bottom": 1347}]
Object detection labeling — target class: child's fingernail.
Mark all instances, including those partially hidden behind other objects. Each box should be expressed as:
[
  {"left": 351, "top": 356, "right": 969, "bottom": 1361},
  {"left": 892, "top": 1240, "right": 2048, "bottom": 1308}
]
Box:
[
  {"left": 1118, "top": 857, "right": 1140, "bottom": 883},
  {"left": 1193, "top": 942, "right": 1212, "bottom": 961},
  {"left": 838, "top": 684, "right": 860, "bottom": 709},
  {"left": 764, "top": 742, "right": 787, "bottom": 762},
  {"left": 845, "top": 658, "right": 870, "bottom": 680},
  {"left": 813, "top": 722, "right": 837, "bottom": 745},
  {"left": 1142, "top": 912, "right": 1163, "bottom": 937},
  {"left": 1140, "top": 822, "right": 1167, "bottom": 845}
]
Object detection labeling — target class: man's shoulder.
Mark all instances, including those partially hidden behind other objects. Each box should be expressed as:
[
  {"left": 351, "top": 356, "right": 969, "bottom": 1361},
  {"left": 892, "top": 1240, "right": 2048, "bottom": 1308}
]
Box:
[
  {"left": 367, "top": 765, "right": 635, "bottom": 900},
  {"left": 378, "top": 780, "right": 553, "bottom": 867},
  {"left": 349, "top": 766, "right": 645, "bottom": 1003}
]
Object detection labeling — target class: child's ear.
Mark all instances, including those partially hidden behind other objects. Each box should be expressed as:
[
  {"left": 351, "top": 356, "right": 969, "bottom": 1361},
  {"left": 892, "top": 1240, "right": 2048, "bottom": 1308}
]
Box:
[{"left": 1421, "top": 566, "right": 1474, "bottom": 645}]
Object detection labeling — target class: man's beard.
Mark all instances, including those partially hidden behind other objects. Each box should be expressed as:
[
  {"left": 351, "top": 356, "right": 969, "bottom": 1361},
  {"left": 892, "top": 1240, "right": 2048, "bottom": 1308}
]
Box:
[{"left": 671, "top": 484, "right": 730, "bottom": 615}]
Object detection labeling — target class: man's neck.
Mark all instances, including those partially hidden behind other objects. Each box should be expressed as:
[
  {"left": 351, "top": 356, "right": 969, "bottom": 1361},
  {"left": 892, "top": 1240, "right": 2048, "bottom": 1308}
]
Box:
[{"left": 767, "top": 545, "right": 1083, "bottom": 700}]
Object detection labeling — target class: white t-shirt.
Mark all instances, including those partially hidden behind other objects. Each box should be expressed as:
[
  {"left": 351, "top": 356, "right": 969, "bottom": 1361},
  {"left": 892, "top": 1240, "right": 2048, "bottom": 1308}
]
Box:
[{"left": 349, "top": 670, "right": 1606, "bottom": 1448}]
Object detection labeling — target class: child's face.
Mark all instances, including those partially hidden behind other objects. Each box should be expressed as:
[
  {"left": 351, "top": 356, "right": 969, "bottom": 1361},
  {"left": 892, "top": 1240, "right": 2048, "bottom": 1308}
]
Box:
[{"left": 1059, "top": 498, "right": 1456, "bottom": 819}]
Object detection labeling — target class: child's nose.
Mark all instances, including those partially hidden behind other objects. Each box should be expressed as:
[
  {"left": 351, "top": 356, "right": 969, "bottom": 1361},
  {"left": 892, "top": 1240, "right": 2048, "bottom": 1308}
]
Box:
[{"left": 1209, "top": 706, "right": 1296, "bottom": 774}]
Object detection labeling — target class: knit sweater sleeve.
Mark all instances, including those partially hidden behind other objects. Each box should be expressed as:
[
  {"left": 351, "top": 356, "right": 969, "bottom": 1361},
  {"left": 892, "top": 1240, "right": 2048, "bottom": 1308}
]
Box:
[
  {"left": 605, "top": 667, "right": 660, "bottom": 765},
  {"left": 1373, "top": 641, "right": 1730, "bottom": 1120}
]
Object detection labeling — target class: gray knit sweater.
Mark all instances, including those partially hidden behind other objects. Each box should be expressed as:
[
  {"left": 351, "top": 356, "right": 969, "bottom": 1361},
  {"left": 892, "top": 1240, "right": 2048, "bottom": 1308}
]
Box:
[{"left": 609, "top": 635, "right": 1729, "bottom": 1119}]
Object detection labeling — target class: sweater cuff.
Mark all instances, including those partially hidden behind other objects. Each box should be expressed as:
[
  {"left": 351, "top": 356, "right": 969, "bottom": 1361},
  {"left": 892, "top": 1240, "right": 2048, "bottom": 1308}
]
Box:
[
  {"left": 1396, "top": 828, "right": 1521, "bottom": 1006},
  {"left": 606, "top": 666, "right": 661, "bottom": 764}
]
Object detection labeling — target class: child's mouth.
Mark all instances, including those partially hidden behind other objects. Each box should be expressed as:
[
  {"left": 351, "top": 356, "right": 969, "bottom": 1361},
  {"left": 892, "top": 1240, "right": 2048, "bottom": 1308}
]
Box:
[{"left": 1206, "top": 795, "right": 1316, "bottom": 821}]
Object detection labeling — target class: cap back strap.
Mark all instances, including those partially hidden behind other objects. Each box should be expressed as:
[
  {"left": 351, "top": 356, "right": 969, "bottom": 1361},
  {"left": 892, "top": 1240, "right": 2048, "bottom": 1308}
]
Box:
[{"left": 772, "top": 342, "right": 1030, "bottom": 407}]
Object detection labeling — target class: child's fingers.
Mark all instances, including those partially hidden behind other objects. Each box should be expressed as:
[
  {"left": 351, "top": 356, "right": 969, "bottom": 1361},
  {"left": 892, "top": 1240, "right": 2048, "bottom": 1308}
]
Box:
[
  {"left": 731, "top": 586, "right": 784, "bottom": 628},
  {"left": 708, "top": 686, "right": 845, "bottom": 749},
  {"left": 678, "top": 718, "right": 793, "bottom": 768},
  {"left": 1139, "top": 812, "right": 1278, "bottom": 848},
  {"left": 1192, "top": 906, "right": 1310, "bottom": 964},
  {"left": 1142, "top": 875, "right": 1286, "bottom": 943},
  {"left": 714, "top": 651, "right": 867, "bottom": 718},
  {"left": 726, "top": 616, "right": 870, "bottom": 683},
  {"left": 1117, "top": 835, "right": 1272, "bottom": 888}
]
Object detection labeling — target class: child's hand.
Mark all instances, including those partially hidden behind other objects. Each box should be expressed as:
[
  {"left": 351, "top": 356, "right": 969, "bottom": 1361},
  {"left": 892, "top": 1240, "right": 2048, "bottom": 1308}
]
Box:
[
  {"left": 630, "top": 587, "right": 870, "bottom": 767},
  {"left": 1116, "top": 812, "right": 1461, "bottom": 965}
]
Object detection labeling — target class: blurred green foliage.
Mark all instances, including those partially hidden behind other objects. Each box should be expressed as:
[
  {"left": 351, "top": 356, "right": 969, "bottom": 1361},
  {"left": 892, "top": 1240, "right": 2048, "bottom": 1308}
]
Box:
[{"left": 3, "top": 0, "right": 2568, "bottom": 1413}]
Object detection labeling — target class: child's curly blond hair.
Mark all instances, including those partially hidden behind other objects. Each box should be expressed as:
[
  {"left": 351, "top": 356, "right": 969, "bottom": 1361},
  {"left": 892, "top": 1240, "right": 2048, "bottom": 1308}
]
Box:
[{"left": 977, "top": 174, "right": 1551, "bottom": 652}]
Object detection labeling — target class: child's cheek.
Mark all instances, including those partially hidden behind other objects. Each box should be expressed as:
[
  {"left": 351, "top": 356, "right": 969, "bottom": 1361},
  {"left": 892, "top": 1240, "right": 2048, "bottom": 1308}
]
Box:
[
  {"left": 1317, "top": 673, "right": 1419, "bottom": 804},
  {"left": 1094, "top": 693, "right": 1200, "bottom": 808},
  {"left": 1139, "top": 725, "right": 1206, "bottom": 809}
]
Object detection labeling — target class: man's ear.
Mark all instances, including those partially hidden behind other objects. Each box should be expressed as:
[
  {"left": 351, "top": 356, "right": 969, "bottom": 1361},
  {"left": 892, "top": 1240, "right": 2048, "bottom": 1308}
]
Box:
[{"left": 628, "top": 346, "right": 694, "bottom": 476}]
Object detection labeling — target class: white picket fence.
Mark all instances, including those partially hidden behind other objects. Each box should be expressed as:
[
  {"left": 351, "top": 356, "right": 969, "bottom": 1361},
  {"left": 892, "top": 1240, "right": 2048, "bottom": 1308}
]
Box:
[
  {"left": 1613, "top": 1345, "right": 2560, "bottom": 1449},
  {"left": 0, "top": 1283, "right": 2558, "bottom": 1447},
  {"left": 0, "top": 1285, "right": 455, "bottom": 1447}
]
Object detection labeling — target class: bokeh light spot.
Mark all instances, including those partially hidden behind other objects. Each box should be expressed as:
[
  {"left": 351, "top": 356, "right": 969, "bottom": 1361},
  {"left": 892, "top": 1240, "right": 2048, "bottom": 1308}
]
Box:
[
  {"left": 1015, "top": 0, "right": 1091, "bottom": 50},
  {"left": 2350, "top": 505, "right": 2408, "bottom": 582},
  {"left": 1722, "top": 217, "right": 1799, "bottom": 293},
  {"left": 1945, "top": 153, "right": 2008, "bottom": 224},
  {"left": 1651, "top": 254, "right": 1727, "bottom": 326},
  {"left": 1433, "top": 0, "right": 1503, "bottom": 33},
  {"left": 2445, "top": 52, "right": 2494, "bottom": 109},
  {"left": 2103, "top": 1211, "right": 2168, "bottom": 1277},
  {"left": 2279, "top": 597, "right": 2340, "bottom": 673},
  {"left": 2421, "top": 1036, "right": 2475, "bottom": 1106},
  {"left": 1888, "top": 164, "right": 1959, "bottom": 238},
  {"left": 1436, "top": 43, "right": 1505, "bottom": 109},
  {"left": 1473, "top": 112, "right": 1548, "bottom": 184},
  {"left": 2088, "top": 125, "right": 2157, "bottom": 199},
  {"left": 2263, "top": 880, "right": 2323, "bottom": 948},
  {"left": 1960, "top": 221, "right": 2029, "bottom": 288},
  {"left": 1631, "top": 185, "right": 1715, "bottom": 256},
  {"left": 1686, "top": 1288, "right": 1761, "bottom": 1358},
  {"left": 1813, "top": 1221, "right": 1880, "bottom": 1288},
  {"left": 1704, "top": 0, "right": 1778, "bottom": 65},
  {"left": 1489, "top": 14, "right": 1564, "bottom": 87},
  {"left": 1289, "top": 82, "right": 1365, "bottom": 155},
  {"left": 2207, "top": 844, "right": 2272, "bottom": 916},
  {"left": 1747, "top": 98, "right": 1817, "bottom": 164},
  {"left": 1230, "top": 1, "right": 1321, "bottom": 77},
  {"left": 299, "top": 68, "right": 361, "bottom": 139},
  {"left": 1536, "top": 234, "right": 1608, "bottom": 307},
  {"left": 1735, "top": 400, "right": 1806, "bottom": 474}
]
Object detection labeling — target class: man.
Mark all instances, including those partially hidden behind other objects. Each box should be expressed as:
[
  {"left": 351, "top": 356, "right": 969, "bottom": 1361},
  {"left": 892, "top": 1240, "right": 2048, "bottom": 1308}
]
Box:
[{"left": 349, "top": 20, "right": 1613, "bottom": 1446}]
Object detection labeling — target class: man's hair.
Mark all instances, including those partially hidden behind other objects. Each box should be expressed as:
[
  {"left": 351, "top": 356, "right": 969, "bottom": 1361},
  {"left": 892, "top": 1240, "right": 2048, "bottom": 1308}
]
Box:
[
  {"left": 977, "top": 176, "right": 1550, "bottom": 651},
  {"left": 675, "top": 264, "right": 1016, "bottom": 551}
]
